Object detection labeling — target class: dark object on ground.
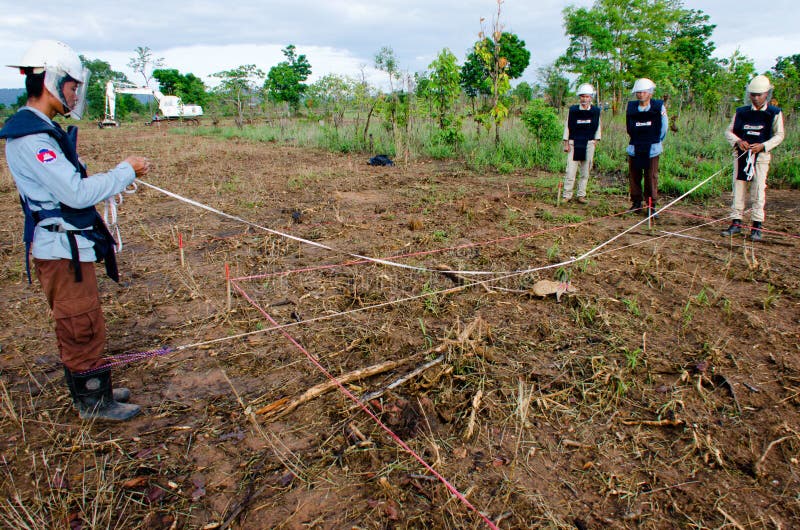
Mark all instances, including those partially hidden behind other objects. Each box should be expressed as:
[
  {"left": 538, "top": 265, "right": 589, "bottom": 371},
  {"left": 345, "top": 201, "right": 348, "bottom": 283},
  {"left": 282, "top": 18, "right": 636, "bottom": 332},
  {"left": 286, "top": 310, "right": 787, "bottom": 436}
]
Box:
[{"left": 368, "top": 155, "right": 394, "bottom": 166}]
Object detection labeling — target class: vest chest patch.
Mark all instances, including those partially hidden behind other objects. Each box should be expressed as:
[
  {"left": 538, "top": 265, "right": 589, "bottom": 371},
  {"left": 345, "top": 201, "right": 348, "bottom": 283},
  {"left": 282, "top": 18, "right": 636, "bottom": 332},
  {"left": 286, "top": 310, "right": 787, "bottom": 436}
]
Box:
[{"left": 635, "top": 121, "right": 652, "bottom": 127}]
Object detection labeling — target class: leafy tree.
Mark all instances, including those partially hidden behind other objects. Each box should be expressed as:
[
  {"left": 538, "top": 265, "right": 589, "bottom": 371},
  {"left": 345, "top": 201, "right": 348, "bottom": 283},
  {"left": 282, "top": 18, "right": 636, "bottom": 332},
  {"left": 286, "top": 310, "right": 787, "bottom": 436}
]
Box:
[
  {"left": 474, "top": 0, "right": 518, "bottom": 145},
  {"left": 521, "top": 99, "right": 562, "bottom": 144},
  {"left": 307, "top": 74, "right": 354, "bottom": 128},
  {"left": 558, "top": 0, "right": 683, "bottom": 112},
  {"left": 771, "top": 54, "right": 800, "bottom": 113},
  {"left": 511, "top": 81, "right": 533, "bottom": 104},
  {"left": 152, "top": 68, "right": 207, "bottom": 107},
  {"left": 127, "top": 46, "right": 164, "bottom": 87},
  {"left": 666, "top": 8, "right": 717, "bottom": 107},
  {"left": 212, "top": 64, "right": 265, "bottom": 128},
  {"left": 374, "top": 45, "right": 402, "bottom": 135},
  {"left": 427, "top": 48, "right": 461, "bottom": 131},
  {"left": 80, "top": 56, "right": 139, "bottom": 120},
  {"left": 701, "top": 50, "right": 755, "bottom": 114},
  {"left": 265, "top": 45, "right": 312, "bottom": 114},
  {"left": 538, "top": 63, "right": 570, "bottom": 109}
]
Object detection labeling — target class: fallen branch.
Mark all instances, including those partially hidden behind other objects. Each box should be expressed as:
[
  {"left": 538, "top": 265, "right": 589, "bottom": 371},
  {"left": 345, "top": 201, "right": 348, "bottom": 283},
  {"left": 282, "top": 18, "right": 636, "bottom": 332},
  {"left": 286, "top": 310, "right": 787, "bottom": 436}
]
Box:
[
  {"left": 257, "top": 357, "right": 410, "bottom": 419},
  {"left": 354, "top": 355, "right": 444, "bottom": 407}
]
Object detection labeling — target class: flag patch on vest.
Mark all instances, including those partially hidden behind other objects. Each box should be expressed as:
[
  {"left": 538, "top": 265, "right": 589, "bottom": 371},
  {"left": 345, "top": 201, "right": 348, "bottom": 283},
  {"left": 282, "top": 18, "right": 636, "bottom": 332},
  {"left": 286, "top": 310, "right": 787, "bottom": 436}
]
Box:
[{"left": 36, "top": 148, "right": 57, "bottom": 164}]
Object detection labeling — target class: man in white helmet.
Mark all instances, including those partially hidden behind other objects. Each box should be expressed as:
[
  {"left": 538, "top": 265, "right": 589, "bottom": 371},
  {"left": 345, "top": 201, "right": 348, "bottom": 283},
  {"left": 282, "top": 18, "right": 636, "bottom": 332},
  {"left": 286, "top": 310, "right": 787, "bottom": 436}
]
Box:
[
  {"left": 0, "top": 40, "right": 150, "bottom": 421},
  {"left": 625, "top": 78, "right": 668, "bottom": 217},
  {"left": 721, "top": 75, "right": 784, "bottom": 241},
  {"left": 561, "top": 83, "right": 601, "bottom": 204}
]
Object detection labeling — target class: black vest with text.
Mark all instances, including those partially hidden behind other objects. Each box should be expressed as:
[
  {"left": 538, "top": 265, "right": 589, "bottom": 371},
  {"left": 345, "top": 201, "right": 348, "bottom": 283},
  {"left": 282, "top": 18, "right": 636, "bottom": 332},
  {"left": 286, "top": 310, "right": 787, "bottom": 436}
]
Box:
[
  {"left": 567, "top": 105, "right": 600, "bottom": 161},
  {"left": 626, "top": 99, "right": 663, "bottom": 170},
  {"left": 732, "top": 104, "right": 780, "bottom": 181},
  {"left": 0, "top": 109, "right": 118, "bottom": 282}
]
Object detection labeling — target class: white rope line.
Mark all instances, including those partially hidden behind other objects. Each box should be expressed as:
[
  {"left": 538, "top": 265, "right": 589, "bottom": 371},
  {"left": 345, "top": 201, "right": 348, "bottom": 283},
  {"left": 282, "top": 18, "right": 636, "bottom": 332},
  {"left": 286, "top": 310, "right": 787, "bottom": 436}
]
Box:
[
  {"left": 137, "top": 179, "right": 507, "bottom": 276},
  {"left": 172, "top": 212, "right": 730, "bottom": 353}
]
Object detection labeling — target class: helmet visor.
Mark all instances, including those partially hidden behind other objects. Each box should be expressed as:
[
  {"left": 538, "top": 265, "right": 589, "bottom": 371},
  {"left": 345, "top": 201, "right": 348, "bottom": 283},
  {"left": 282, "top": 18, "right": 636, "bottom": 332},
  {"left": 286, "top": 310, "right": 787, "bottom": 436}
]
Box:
[{"left": 43, "top": 66, "right": 90, "bottom": 120}]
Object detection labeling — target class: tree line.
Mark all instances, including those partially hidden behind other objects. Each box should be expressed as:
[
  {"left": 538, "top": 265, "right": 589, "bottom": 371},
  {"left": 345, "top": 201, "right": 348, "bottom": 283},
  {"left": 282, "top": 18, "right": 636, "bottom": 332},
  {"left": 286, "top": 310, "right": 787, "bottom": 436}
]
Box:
[{"left": 5, "top": 0, "right": 796, "bottom": 135}]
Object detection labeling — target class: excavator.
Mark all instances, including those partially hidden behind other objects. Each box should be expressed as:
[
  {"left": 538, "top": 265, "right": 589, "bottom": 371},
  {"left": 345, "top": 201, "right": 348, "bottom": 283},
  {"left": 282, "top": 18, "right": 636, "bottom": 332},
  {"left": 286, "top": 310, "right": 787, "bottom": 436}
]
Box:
[{"left": 98, "top": 80, "right": 203, "bottom": 128}]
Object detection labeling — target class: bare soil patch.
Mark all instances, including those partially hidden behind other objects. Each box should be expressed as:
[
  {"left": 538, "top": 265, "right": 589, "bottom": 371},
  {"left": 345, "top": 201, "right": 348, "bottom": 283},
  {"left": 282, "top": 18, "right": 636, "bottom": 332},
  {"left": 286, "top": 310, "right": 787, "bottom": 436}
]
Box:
[{"left": 0, "top": 124, "right": 798, "bottom": 529}]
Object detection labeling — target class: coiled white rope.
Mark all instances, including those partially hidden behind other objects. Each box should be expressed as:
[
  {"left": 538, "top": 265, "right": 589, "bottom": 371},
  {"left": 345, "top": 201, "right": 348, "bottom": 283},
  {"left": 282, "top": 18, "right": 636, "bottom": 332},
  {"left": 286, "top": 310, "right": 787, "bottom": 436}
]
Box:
[{"left": 103, "top": 182, "right": 138, "bottom": 252}]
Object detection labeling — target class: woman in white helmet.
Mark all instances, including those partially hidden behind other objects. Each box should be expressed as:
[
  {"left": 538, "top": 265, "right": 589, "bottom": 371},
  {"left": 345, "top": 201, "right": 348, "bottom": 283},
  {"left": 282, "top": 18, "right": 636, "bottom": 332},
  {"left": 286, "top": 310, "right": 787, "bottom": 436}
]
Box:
[
  {"left": 561, "top": 83, "right": 601, "bottom": 204},
  {"left": 0, "top": 40, "right": 150, "bottom": 421},
  {"left": 720, "top": 75, "right": 785, "bottom": 241},
  {"left": 625, "top": 78, "right": 668, "bottom": 217}
]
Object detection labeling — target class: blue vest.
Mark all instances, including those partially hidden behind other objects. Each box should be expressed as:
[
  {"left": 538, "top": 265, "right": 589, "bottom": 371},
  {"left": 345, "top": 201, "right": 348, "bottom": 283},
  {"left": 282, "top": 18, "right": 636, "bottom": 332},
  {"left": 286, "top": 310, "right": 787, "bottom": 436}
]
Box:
[{"left": 0, "top": 109, "right": 118, "bottom": 283}]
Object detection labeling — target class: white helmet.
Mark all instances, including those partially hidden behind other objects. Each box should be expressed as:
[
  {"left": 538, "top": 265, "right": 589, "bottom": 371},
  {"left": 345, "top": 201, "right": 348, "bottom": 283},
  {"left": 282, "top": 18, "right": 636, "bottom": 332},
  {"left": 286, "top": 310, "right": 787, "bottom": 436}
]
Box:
[
  {"left": 747, "top": 75, "right": 772, "bottom": 94},
  {"left": 8, "top": 40, "right": 89, "bottom": 120},
  {"left": 576, "top": 83, "right": 595, "bottom": 97},
  {"left": 632, "top": 78, "right": 655, "bottom": 93}
]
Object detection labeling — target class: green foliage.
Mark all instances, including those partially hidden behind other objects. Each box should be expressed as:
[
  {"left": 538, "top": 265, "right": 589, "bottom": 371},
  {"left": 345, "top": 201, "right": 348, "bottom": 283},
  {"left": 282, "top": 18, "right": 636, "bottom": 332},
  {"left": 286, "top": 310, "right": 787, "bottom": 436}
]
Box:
[
  {"left": 80, "top": 56, "right": 141, "bottom": 120},
  {"left": 521, "top": 99, "right": 562, "bottom": 143},
  {"left": 152, "top": 68, "right": 207, "bottom": 106},
  {"left": 426, "top": 48, "right": 462, "bottom": 131},
  {"left": 212, "top": 64, "right": 265, "bottom": 127},
  {"left": 265, "top": 45, "right": 312, "bottom": 113},
  {"left": 538, "top": 63, "right": 571, "bottom": 109},
  {"left": 127, "top": 46, "right": 163, "bottom": 86}
]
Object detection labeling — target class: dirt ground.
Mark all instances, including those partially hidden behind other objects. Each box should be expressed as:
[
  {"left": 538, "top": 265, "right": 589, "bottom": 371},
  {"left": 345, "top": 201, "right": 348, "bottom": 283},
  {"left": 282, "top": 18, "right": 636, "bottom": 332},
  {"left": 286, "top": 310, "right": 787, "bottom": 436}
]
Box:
[{"left": 0, "top": 123, "right": 798, "bottom": 529}]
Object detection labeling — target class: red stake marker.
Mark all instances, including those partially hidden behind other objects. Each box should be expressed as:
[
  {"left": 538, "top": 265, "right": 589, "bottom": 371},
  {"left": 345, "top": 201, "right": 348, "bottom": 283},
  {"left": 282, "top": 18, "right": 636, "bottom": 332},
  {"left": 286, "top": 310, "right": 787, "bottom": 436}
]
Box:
[{"left": 178, "top": 233, "right": 185, "bottom": 267}]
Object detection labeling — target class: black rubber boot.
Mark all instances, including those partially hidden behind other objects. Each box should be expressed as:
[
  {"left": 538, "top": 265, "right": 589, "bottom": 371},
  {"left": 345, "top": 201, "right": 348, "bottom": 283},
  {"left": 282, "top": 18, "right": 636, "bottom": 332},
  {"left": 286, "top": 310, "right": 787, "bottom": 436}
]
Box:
[
  {"left": 68, "top": 367, "right": 140, "bottom": 422},
  {"left": 750, "top": 221, "right": 763, "bottom": 242},
  {"left": 628, "top": 201, "right": 642, "bottom": 213},
  {"left": 64, "top": 367, "right": 130, "bottom": 404},
  {"left": 721, "top": 220, "right": 742, "bottom": 236}
]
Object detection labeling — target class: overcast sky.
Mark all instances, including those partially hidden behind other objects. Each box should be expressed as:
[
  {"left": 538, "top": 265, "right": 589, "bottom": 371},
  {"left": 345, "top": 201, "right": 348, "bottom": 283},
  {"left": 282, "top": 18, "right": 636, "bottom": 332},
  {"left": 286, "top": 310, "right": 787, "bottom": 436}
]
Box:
[{"left": 0, "top": 0, "right": 797, "bottom": 91}]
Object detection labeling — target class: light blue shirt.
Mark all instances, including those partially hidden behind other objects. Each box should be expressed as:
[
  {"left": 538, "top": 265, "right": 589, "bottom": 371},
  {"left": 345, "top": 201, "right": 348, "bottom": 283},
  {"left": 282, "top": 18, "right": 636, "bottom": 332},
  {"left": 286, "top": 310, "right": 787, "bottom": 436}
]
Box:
[
  {"left": 4, "top": 107, "right": 136, "bottom": 261},
  {"left": 626, "top": 102, "right": 669, "bottom": 158}
]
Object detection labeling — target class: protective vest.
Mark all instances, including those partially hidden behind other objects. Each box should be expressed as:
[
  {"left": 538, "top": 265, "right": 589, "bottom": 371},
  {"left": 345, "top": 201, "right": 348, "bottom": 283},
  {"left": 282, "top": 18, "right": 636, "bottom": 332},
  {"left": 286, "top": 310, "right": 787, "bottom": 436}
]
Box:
[
  {"left": 732, "top": 105, "right": 780, "bottom": 181},
  {"left": 0, "top": 109, "right": 118, "bottom": 283},
  {"left": 626, "top": 100, "right": 663, "bottom": 170},
  {"left": 567, "top": 105, "right": 600, "bottom": 161}
]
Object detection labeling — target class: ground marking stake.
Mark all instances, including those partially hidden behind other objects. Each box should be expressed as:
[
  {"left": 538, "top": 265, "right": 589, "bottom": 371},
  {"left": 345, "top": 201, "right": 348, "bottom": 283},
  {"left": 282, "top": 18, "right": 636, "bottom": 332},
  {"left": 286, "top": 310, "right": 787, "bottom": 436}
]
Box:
[
  {"left": 178, "top": 233, "right": 185, "bottom": 268},
  {"left": 225, "top": 263, "right": 231, "bottom": 311},
  {"left": 556, "top": 182, "right": 563, "bottom": 207}
]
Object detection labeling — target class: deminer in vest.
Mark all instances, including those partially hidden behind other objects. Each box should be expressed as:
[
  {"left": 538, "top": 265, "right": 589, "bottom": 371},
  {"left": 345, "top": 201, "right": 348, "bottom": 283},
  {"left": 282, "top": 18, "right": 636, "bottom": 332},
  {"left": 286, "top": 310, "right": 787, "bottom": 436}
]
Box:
[
  {"left": 0, "top": 40, "right": 150, "bottom": 421},
  {"left": 561, "top": 83, "right": 601, "bottom": 204},
  {"left": 625, "top": 78, "right": 668, "bottom": 217},
  {"left": 720, "top": 75, "right": 785, "bottom": 242}
]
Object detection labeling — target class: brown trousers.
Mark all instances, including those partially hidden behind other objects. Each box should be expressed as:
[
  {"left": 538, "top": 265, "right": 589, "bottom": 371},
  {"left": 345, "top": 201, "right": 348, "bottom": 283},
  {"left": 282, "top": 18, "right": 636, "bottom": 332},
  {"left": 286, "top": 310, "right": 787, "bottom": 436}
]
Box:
[
  {"left": 34, "top": 259, "right": 107, "bottom": 372},
  {"left": 627, "top": 155, "right": 660, "bottom": 207}
]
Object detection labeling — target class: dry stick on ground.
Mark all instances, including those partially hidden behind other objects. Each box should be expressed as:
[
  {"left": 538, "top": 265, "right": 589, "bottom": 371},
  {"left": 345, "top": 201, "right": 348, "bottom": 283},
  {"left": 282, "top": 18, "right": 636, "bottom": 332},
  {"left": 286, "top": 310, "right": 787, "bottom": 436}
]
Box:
[
  {"left": 352, "top": 355, "right": 444, "bottom": 407},
  {"left": 257, "top": 357, "right": 412, "bottom": 420},
  {"left": 755, "top": 435, "right": 793, "bottom": 477},
  {"left": 463, "top": 389, "right": 483, "bottom": 441},
  {"left": 716, "top": 506, "right": 746, "bottom": 530}
]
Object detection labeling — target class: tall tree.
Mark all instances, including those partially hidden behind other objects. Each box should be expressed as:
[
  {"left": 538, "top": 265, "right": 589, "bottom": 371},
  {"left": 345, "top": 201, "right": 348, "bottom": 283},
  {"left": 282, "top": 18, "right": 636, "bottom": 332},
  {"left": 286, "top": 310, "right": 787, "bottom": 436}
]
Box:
[
  {"left": 212, "top": 64, "right": 265, "bottom": 128},
  {"left": 127, "top": 46, "right": 164, "bottom": 87},
  {"left": 427, "top": 48, "right": 461, "bottom": 131},
  {"left": 558, "top": 0, "right": 683, "bottom": 112},
  {"left": 474, "top": 0, "right": 517, "bottom": 145},
  {"left": 771, "top": 54, "right": 800, "bottom": 113},
  {"left": 265, "top": 45, "right": 312, "bottom": 114},
  {"left": 80, "top": 56, "right": 137, "bottom": 120}
]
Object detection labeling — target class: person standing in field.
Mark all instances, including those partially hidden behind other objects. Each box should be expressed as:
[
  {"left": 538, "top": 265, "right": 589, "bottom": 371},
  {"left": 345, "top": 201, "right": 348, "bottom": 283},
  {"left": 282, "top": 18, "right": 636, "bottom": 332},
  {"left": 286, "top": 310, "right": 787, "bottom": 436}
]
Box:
[
  {"left": 0, "top": 40, "right": 150, "bottom": 421},
  {"left": 720, "top": 75, "right": 785, "bottom": 242},
  {"left": 625, "top": 78, "right": 668, "bottom": 216},
  {"left": 561, "top": 83, "right": 601, "bottom": 204}
]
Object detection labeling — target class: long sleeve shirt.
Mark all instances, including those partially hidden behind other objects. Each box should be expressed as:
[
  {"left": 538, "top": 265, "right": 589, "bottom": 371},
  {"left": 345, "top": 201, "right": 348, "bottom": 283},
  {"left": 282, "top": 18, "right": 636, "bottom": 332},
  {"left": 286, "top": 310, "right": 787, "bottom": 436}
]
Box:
[{"left": 4, "top": 107, "right": 136, "bottom": 261}]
